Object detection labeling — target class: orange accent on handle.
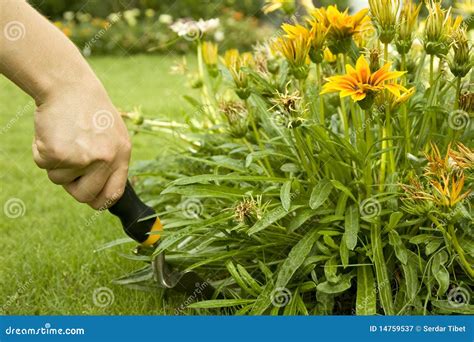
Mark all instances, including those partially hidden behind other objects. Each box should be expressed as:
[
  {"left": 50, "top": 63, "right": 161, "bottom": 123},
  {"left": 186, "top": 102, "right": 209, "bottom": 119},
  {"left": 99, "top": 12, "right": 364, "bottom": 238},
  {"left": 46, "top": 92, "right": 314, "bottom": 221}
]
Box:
[{"left": 142, "top": 218, "right": 163, "bottom": 247}]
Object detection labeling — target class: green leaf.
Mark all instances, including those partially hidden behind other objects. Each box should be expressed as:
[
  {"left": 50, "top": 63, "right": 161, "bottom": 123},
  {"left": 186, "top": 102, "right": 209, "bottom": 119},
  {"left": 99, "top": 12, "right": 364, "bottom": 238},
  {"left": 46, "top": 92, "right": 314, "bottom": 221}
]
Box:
[
  {"left": 280, "top": 180, "right": 292, "bottom": 211},
  {"left": 309, "top": 179, "right": 333, "bottom": 210},
  {"left": 112, "top": 266, "right": 153, "bottom": 285},
  {"left": 340, "top": 235, "right": 350, "bottom": 268},
  {"left": 188, "top": 299, "right": 256, "bottom": 309},
  {"left": 344, "top": 205, "right": 359, "bottom": 250},
  {"left": 432, "top": 251, "right": 449, "bottom": 296},
  {"left": 386, "top": 211, "right": 404, "bottom": 231},
  {"left": 329, "top": 180, "right": 356, "bottom": 201},
  {"left": 356, "top": 263, "right": 377, "bottom": 315},
  {"left": 388, "top": 230, "right": 408, "bottom": 265},
  {"left": 162, "top": 184, "right": 247, "bottom": 198},
  {"left": 95, "top": 237, "right": 134, "bottom": 252},
  {"left": 401, "top": 251, "right": 419, "bottom": 301},
  {"left": 371, "top": 224, "right": 394, "bottom": 315},
  {"left": 288, "top": 208, "right": 319, "bottom": 232},
  {"left": 324, "top": 256, "right": 340, "bottom": 283},
  {"left": 275, "top": 228, "right": 320, "bottom": 289},
  {"left": 248, "top": 205, "right": 302, "bottom": 235},
  {"left": 316, "top": 273, "right": 354, "bottom": 294},
  {"left": 171, "top": 174, "right": 287, "bottom": 186}
]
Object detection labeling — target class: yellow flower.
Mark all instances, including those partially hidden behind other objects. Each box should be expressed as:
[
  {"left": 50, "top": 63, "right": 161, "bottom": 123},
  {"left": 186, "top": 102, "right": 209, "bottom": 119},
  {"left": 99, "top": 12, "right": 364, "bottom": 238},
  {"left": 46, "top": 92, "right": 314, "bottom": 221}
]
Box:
[
  {"left": 202, "top": 41, "right": 219, "bottom": 77},
  {"left": 424, "top": 0, "right": 463, "bottom": 56},
  {"left": 323, "top": 48, "right": 337, "bottom": 63},
  {"left": 369, "top": 0, "right": 400, "bottom": 44},
  {"left": 262, "top": 0, "right": 295, "bottom": 15},
  {"left": 307, "top": 21, "right": 329, "bottom": 63},
  {"left": 454, "top": 0, "right": 474, "bottom": 16},
  {"left": 272, "top": 24, "right": 311, "bottom": 79},
  {"left": 311, "top": 5, "right": 371, "bottom": 54},
  {"left": 321, "top": 55, "right": 407, "bottom": 109},
  {"left": 448, "top": 26, "right": 472, "bottom": 78},
  {"left": 396, "top": 0, "right": 422, "bottom": 54},
  {"left": 223, "top": 49, "right": 254, "bottom": 99}
]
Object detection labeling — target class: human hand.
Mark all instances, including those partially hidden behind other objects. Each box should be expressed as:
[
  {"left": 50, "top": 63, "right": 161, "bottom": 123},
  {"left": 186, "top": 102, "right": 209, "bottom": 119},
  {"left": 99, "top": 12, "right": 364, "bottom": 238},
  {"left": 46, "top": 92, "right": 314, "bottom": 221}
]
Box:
[{"left": 32, "top": 84, "right": 131, "bottom": 209}]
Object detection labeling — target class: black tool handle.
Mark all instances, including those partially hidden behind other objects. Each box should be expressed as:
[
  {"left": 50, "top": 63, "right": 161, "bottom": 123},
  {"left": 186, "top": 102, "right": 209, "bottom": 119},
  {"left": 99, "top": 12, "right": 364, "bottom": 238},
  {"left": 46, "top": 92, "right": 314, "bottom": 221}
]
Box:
[{"left": 109, "top": 180, "right": 156, "bottom": 243}]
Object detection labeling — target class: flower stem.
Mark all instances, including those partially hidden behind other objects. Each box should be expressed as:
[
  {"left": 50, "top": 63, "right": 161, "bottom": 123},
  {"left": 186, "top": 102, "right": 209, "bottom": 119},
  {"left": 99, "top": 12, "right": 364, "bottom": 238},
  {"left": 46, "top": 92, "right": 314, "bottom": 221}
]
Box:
[
  {"left": 339, "top": 54, "right": 349, "bottom": 139},
  {"left": 316, "top": 63, "right": 325, "bottom": 125},
  {"left": 429, "top": 54, "right": 434, "bottom": 87}
]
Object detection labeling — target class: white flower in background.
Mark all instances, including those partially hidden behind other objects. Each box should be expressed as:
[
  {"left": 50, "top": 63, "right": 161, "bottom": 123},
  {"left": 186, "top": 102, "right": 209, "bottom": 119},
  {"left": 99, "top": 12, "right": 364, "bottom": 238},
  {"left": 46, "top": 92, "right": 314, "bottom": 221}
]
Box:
[
  {"left": 196, "top": 18, "right": 220, "bottom": 33},
  {"left": 123, "top": 9, "right": 140, "bottom": 27},
  {"left": 107, "top": 12, "right": 122, "bottom": 23},
  {"left": 63, "top": 11, "right": 74, "bottom": 21},
  {"left": 159, "top": 14, "right": 173, "bottom": 25},
  {"left": 76, "top": 12, "right": 92, "bottom": 23},
  {"left": 170, "top": 18, "right": 220, "bottom": 39},
  {"left": 145, "top": 9, "right": 156, "bottom": 18},
  {"left": 214, "top": 30, "right": 225, "bottom": 42}
]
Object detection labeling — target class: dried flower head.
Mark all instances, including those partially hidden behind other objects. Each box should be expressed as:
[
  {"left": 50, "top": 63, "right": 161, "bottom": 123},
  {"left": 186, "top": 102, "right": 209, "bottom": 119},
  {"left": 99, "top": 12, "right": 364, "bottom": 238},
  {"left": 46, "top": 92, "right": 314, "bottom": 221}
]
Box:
[{"left": 219, "top": 101, "right": 249, "bottom": 138}]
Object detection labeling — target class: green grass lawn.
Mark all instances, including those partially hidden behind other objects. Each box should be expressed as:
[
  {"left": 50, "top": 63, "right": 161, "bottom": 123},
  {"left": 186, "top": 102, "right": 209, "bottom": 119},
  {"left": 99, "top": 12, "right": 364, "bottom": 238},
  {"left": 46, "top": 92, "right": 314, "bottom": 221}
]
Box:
[{"left": 0, "top": 54, "right": 195, "bottom": 315}]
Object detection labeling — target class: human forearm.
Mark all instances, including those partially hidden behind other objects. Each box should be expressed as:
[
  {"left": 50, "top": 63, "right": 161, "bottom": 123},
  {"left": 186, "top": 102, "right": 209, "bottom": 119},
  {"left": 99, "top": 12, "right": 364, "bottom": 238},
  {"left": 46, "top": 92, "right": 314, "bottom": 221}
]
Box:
[{"left": 0, "top": 0, "right": 104, "bottom": 105}]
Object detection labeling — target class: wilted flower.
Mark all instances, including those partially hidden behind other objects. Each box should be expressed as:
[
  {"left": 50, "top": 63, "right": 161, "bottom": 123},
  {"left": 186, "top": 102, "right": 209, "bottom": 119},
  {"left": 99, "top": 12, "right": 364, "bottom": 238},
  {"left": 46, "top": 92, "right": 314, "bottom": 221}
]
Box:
[
  {"left": 262, "top": 0, "right": 295, "bottom": 15},
  {"left": 223, "top": 49, "right": 255, "bottom": 99},
  {"left": 424, "top": 0, "right": 463, "bottom": 57},
  {"left": 459, "top": 92, "right": 474, "bottom": 113},
  {"left": 219, "top": 101, "right": 248, "bottom": 138},
  {"left": 321, "top": 55, "right": 407, "bottom": 109},
  {"left": 448, "top": 26, "right": 472, "bottom": 78},
  {"left": 311, "top": 5, "right": 371, "bottom": 54},
  {"left": 396, "top": 0, "right": 422, "bottom": 54},
  {"left": 369, "top": 0, "right": 400, "bottom": 44}
]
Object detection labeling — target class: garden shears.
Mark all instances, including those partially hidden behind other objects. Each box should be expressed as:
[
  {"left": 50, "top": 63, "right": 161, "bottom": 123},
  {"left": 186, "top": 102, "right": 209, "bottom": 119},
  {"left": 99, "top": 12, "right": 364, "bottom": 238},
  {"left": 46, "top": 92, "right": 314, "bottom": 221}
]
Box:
[{"left": 108, "top": 180, "right": 215, "bottom": 299}]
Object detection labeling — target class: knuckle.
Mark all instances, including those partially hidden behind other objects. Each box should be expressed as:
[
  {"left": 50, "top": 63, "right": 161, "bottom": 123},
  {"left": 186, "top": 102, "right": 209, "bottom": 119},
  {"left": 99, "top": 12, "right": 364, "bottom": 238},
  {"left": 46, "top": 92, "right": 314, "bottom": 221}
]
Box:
[{"left": 74, "top": 192, "right": 95, "bottom": 204}]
